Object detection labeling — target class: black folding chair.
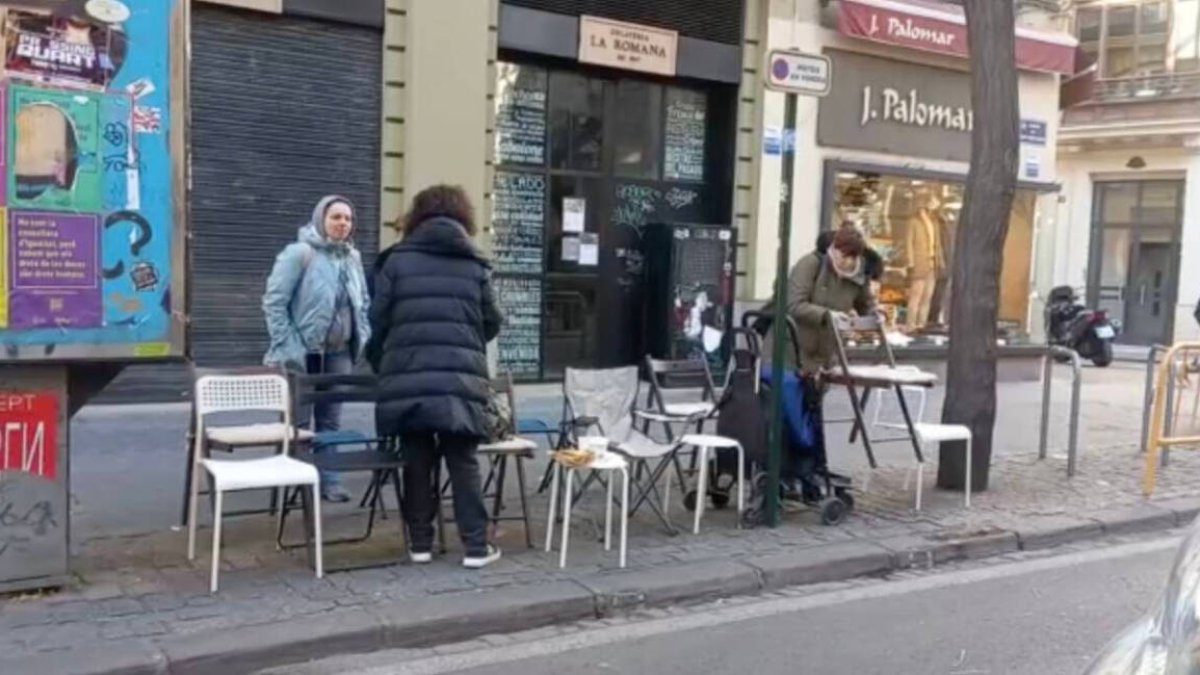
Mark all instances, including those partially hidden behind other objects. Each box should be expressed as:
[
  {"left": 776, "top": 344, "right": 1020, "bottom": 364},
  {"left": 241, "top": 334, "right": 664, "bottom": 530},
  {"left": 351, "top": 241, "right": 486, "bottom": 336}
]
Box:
[{"left": 277, "top": 372, "right": 409, "bottom": 571}]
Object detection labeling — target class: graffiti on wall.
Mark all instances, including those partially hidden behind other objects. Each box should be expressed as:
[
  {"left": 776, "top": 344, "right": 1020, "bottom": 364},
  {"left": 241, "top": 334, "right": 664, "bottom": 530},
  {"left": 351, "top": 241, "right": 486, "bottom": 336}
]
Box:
[{"left": 0, "top": 0, "right": 177, "bottom": 354}]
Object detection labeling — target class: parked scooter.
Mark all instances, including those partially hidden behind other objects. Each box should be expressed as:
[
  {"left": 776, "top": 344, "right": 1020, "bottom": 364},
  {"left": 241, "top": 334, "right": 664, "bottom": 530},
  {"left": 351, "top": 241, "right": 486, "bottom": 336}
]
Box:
[{"left": 1046, "top": 285, "right": 1118, "bottom": 367}]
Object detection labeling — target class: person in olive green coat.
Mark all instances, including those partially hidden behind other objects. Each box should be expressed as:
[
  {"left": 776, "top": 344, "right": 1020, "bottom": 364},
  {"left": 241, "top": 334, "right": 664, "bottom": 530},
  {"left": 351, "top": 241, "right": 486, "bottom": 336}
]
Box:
[{"left": 766, "top": 225, "right": 877, "bottom": 373}]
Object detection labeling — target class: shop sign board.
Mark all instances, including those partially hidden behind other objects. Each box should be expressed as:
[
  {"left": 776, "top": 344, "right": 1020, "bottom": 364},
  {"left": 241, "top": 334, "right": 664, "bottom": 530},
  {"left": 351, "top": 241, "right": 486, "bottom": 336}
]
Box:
[
  {"left": 766, "top": 50, "right": 831, "bottom": 96},
  {"left": 817, "top": 49, "right": 975, "bottom": 163},
  {"left": 0, "top": 0, "right": 188, "bottom": 363},
  {"left": 578, "top": 16, "right": 678, "bottom": 77}
]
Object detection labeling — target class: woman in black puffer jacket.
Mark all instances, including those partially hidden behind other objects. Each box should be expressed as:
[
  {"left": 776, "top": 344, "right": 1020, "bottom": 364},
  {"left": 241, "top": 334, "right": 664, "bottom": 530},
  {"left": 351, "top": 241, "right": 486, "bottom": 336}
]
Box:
[{"left": 368, "top": 185, "right": 504, "bottom": 569}]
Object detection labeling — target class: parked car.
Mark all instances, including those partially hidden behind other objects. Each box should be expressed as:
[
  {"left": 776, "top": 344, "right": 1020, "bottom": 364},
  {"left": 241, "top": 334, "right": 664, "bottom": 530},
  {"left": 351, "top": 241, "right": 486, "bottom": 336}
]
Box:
[{"left": 1084, "top": 516, "right": 1200, "bottom": 674}]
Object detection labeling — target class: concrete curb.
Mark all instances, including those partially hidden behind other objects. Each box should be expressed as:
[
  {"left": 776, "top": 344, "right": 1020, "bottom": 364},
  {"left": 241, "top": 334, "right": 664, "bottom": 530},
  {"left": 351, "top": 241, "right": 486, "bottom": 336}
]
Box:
[{"left": 4, "top": 504, "right": 1194, "bottom": 675}]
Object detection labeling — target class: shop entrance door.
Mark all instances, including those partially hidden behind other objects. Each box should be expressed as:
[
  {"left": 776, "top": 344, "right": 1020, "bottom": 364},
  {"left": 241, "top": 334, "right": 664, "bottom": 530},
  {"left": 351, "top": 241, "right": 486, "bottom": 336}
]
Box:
[
  {"left": 1088, "top": 181, "right": 1182, "bottom": 346},
  {"left": 1124, "top": 241, "right": 1173, "bottom": 345}
]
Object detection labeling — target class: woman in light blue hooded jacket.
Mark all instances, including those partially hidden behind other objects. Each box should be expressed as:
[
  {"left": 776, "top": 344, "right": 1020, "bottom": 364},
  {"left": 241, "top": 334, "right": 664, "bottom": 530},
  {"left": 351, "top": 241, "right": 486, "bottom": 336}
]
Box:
[{"left": 262, "top": 195, "right": 371, "bottom": 502}]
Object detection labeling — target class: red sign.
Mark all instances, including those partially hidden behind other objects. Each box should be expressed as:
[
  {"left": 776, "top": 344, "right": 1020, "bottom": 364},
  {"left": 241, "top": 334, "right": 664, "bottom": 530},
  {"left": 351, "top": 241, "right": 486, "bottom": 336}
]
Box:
[
  {"left": 838, "top": 0, "right": 1076, "bottom": 76},
  {"left": 0, "top": 392, "right": 58, "bottom": 481}
]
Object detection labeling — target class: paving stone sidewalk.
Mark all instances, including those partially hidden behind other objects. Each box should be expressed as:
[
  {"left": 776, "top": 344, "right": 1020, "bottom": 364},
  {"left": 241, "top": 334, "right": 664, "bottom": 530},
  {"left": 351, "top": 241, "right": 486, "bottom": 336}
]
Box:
[{"left": 4, "top": 363, "right": 1199, "bottom": 674}]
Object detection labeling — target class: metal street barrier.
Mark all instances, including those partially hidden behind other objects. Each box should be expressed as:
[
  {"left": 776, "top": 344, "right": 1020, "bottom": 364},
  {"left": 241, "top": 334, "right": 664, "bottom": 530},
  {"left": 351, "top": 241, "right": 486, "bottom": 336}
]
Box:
[
  {"left": 1143, "top": 342, "right": 1200, "bottom": 496},
  {"left": 1039, "top": 346, "right": 1083, "bottom": 477}
]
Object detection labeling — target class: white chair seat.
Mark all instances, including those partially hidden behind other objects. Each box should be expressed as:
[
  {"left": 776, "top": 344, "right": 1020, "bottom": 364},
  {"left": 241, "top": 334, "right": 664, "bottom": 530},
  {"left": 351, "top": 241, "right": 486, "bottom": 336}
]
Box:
[
  {"left": 201, "top": 455, "right": 319, "bottom": 492},
  {"left": 583, "top": 451, "right": 630, "bottom": 471},
  {"left": 913, "top": 423, "right": 972, "bottom": 443},
  {"left": 206, "top": 423, "right": 314, "bottom": 446},
  {"left": 681, "top": 433, "right": 740, "bottom": 449},
  {"left": 479, "top": 437, "right": 539, "bottom": 454},
  {"left": 662, "top": 402, "right": 716, "bottom": 418}
]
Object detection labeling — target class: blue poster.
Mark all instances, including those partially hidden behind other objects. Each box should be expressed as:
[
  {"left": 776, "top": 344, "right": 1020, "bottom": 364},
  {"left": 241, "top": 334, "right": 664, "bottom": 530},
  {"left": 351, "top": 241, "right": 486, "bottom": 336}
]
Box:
[{"left": 0, "top": 1, "right": 179, "bottom": 356}]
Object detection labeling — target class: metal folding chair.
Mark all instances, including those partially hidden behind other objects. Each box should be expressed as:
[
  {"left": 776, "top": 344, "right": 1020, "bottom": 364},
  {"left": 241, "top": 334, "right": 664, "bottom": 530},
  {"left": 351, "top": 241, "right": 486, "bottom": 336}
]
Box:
[{"left": 822, "top": 313, "right": 937, "bottom": 468}]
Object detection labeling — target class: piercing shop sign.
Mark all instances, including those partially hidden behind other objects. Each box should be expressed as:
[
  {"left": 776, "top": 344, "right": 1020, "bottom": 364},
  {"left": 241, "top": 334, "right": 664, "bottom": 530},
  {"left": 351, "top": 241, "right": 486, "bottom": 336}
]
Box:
[{"left": 0, "top": 0, "right": 186, "bottom": 362}]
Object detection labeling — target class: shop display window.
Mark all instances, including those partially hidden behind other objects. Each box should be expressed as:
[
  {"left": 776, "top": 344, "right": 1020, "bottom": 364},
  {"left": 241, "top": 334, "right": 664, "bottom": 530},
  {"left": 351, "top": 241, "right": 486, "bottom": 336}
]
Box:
[{"left": 829, "top": 168, "right": 1035, "bottom": 341}]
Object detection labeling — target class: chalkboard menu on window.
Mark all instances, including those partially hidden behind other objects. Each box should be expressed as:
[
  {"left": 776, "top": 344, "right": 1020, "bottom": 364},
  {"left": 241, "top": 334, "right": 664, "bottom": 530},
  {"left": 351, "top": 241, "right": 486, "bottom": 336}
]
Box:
[
  {"left": 612, "top": 182, "right": 707, "bottom": 237},
  {"left": 493, "top": 171, "right": 545, "bottom": 274},
  {"left": 495, "top": 275, "right": 542, "bottom": 380},
  {"left": 664, "top": 89, "right": 707, "bottom": 182},
  {"left": 495, "top": 63, "right": 548, "bottom": 166}
]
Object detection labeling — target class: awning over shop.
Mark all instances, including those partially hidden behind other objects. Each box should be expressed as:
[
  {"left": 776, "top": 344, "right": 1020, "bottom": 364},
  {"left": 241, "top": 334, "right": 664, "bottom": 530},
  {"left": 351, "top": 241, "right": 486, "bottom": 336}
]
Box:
[{"left": 837, "top": 0, "right": 1077, "bottom": 75}]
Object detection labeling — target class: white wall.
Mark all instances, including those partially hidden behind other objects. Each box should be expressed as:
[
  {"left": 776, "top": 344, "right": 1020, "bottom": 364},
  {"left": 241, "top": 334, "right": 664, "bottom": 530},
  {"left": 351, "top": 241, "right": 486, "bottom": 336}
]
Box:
[{"left": 749, "top": 1, "right": 1064, "bottom": 321}]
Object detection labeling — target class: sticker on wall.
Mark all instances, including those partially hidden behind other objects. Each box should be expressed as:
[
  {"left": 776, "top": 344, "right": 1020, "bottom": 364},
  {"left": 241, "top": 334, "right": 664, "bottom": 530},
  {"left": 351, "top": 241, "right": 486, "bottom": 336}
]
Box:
[
  {"left": 0, "top": 209, "right": 7, "bottom": 328},
  {"left": 1024, "top": 154, "right": 1041, "bottom": 180},
  {"left": 4, "top": 8, "right": 128, "bottom": 90},
  {"left": 0, "top": 390, "right": 59, "bottom": 481},
  {"left": 7, "top": 210, "right": 102, "bottom": 329},
  {"left": 763, "top": 126, "right": 781, "bottom": 156},
  {"left": 9, "top": 85, "right": 102, "bottom": 213}
]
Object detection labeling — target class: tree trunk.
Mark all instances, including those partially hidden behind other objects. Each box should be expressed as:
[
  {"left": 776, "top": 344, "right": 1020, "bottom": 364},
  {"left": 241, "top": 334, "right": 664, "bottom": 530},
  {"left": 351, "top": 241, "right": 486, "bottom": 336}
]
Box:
[{"left": 937, "top": 0, "right": 1019, "bottom": 492}]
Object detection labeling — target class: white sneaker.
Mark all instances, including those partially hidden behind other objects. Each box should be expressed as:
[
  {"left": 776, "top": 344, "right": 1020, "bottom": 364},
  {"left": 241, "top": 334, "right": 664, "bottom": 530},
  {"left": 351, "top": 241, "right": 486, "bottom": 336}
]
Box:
[
  {"left": 410, "top": 551, "right": 433, "bottom": 565},
  {"left": 463, "top": 545, "right": 502, "bottom": 569}
]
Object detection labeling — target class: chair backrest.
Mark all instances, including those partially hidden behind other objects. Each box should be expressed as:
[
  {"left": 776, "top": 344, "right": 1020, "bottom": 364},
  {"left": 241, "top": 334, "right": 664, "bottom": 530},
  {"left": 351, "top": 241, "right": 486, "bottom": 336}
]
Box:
[
  {"left": 871, "top": 376, "right": 928, "bottom": 431},
  {"left": 195, "top": 373, "right": 291, "bottom": 420},
  {"left": 564, "top": 366, "right": 639, "bottom": 442},
  {"left": 644, "top": 356, "right": 717, "bottom": 411},
  {"left": 828, "top": 310, "right": 899, "bottom": 372},
  {"left": 290, "top": 372, "right": 378, "bottom": 426},
  {"left": 490, "top": 371, "right": 519, "bottom": 430}
]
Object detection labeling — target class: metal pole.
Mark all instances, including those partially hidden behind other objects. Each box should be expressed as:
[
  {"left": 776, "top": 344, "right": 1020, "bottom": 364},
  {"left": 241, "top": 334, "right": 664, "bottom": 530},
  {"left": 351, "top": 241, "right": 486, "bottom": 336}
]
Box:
[
  {"left": 1038, "top": 352, "right": 1052, "bottom": 461},
  {"left": 1067, "top": 350, "right": 1083, "bottom": 478},
  {"left": 766, "top": 92, "right": 798, "bottom": 529},
  {"left": 1141, "top": 346, "right": 1162, "bottom": 454},
  {"left": 1165, "top": 357, "right": 1177, "bottom": 468}
]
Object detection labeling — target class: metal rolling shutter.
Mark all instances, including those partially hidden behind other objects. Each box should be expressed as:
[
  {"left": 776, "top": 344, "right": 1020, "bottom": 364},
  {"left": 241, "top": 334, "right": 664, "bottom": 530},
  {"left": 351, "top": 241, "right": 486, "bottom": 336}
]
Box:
[{"left": 96, "top": 5, "right": 382, "bottom": 402}]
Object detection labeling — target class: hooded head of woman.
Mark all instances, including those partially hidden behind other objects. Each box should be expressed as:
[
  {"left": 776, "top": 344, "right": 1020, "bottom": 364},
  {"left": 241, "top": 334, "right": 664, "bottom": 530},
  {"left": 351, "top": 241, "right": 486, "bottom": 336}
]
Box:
[{"left": 310, "top": 195, "right": 355, "bottom": 246}]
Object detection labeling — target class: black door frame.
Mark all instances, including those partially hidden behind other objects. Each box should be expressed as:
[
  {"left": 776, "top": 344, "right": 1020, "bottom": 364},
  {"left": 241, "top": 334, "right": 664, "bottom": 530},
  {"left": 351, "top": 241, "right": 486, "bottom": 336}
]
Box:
[{"left": 1086, "top": 179, "right": 1183, "bottom": 346}]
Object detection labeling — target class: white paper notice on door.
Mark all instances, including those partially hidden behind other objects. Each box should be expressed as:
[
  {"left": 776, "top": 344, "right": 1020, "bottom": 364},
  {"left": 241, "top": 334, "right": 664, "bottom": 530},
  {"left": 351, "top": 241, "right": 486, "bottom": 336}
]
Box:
[
  {"left": 562, "top": 235, "right": 581, "bottom": 262},
  {"left": 579, "top": 232, "right": 599, "bottom": 266},
  {"left": 563, "top": 197, "right": 586, "bottom": 233}
]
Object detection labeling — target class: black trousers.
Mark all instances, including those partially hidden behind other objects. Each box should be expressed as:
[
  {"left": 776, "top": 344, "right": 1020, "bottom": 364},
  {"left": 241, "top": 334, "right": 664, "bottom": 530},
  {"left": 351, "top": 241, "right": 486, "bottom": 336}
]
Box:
[{"left": 402, "top": 433, "right": 489, "bottom": 556}]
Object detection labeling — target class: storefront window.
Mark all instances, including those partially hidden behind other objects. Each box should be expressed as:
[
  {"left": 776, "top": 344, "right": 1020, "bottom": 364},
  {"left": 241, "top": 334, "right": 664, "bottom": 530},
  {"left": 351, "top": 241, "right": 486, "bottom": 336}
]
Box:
[
  {"left": 549, "top": 72, "right": 605, "bottom": 172},
  {"left": 613, "top": 80, "right": 662, "bottom": 180},
  {"left": 829, "top": 168, "right": 1036, "bottom": 339}
]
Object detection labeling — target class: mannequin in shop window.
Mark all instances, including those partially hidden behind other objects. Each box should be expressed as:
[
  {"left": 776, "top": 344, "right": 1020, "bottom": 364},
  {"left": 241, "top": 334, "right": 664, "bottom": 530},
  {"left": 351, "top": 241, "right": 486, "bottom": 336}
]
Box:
[{"left": 904, "top": 190, "right": 947, "bottom": 332}]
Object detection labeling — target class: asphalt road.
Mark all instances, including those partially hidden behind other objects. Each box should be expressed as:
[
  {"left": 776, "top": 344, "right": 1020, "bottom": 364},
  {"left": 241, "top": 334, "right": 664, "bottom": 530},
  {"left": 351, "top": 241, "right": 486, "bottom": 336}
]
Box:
[{"left": 270, "top": 535, "right": 1178, "bottom": 675}]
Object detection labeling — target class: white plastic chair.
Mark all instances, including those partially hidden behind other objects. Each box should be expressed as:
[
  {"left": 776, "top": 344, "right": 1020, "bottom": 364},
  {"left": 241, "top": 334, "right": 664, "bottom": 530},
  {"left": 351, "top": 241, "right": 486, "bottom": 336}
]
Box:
[
  {"left": 186, "top": 373, "right": 323, "bottom": 592},
  {"left": 681, "top": 434, "right": 745, "bottom": 534},
  {"left": 544, "top": 439, "right": 629, "bottom": 569},
  {"left": 871, "top": 373, "right": 972, "bottom": 511}
]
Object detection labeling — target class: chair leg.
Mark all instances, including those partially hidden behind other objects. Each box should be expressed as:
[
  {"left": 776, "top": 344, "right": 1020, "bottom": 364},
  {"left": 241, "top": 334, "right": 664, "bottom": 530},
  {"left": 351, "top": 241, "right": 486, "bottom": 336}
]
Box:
[
  {"left": 210, "top": 490, "right": 224, "bottom": 594},
  {"left": 515, "top": 456, "right": 533, "bottom": 549},
  {"left": 545, "top": 463, "right": 560, "bottom": 553},
  {"left": 964, "top": 438, "right": 973, "bottom": 509},
  {"left": 915, "top": 460, "right": 924, "bottom": 512},
  {"left": 181, "top": 431, "right": 197, "bottom": 527},
  {"left": 736, "top": 444, "right": 745, "bottom": 528},
  {"left": 693, "top": 446, "right": 709, "bottom": 535},
  {"left": 604, "top": 468, "right": 614, "bottom": 551},
  {"left": 619, "top": 467, "right": 629, "bottom": 569},
  {"left": 187, "top": 464, "right": 203, "bottom": 561},
  {"left": 560, "top": 469, "right": 575, "bottom": 569},
  {"left": 311, "top": 483, "right": 324, "bottom": 579}
]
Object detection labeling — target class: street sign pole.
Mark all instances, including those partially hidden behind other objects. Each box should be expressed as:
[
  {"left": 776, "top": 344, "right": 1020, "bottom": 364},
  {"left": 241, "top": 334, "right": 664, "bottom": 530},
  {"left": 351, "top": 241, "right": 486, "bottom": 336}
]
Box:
[
  {"left": 766, "top": 91, "right": 798, "bottom": 528},
  {"left": 763, "top": 50, "right": 830, "bottom": 528}
]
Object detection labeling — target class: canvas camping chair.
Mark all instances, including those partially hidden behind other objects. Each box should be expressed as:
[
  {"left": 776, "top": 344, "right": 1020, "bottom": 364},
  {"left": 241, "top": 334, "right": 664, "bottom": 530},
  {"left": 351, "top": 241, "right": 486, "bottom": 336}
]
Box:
[{"left": 552, "top": 366, "right": 686, "bottom": 534}]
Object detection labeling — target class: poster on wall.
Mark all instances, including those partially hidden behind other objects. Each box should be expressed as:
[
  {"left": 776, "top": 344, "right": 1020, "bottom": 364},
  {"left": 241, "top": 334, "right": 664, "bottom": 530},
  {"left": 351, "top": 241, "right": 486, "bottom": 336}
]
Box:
[
  {"left": 494, "top": 275, "right": 541, "bottom": 380},
  {"left": 0, "top": 0, "right": 181, "bottom": 360}
]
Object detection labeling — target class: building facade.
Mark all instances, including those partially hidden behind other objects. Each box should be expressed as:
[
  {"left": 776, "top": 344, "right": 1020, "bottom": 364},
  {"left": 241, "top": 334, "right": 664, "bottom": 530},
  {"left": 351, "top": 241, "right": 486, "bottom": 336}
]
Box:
[
  {"left": 1057, "top": 0, "right": 1200, "bottom": 347},
  {"left": 740, "top": 0, "right": 1076, "bottom": 348}
]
